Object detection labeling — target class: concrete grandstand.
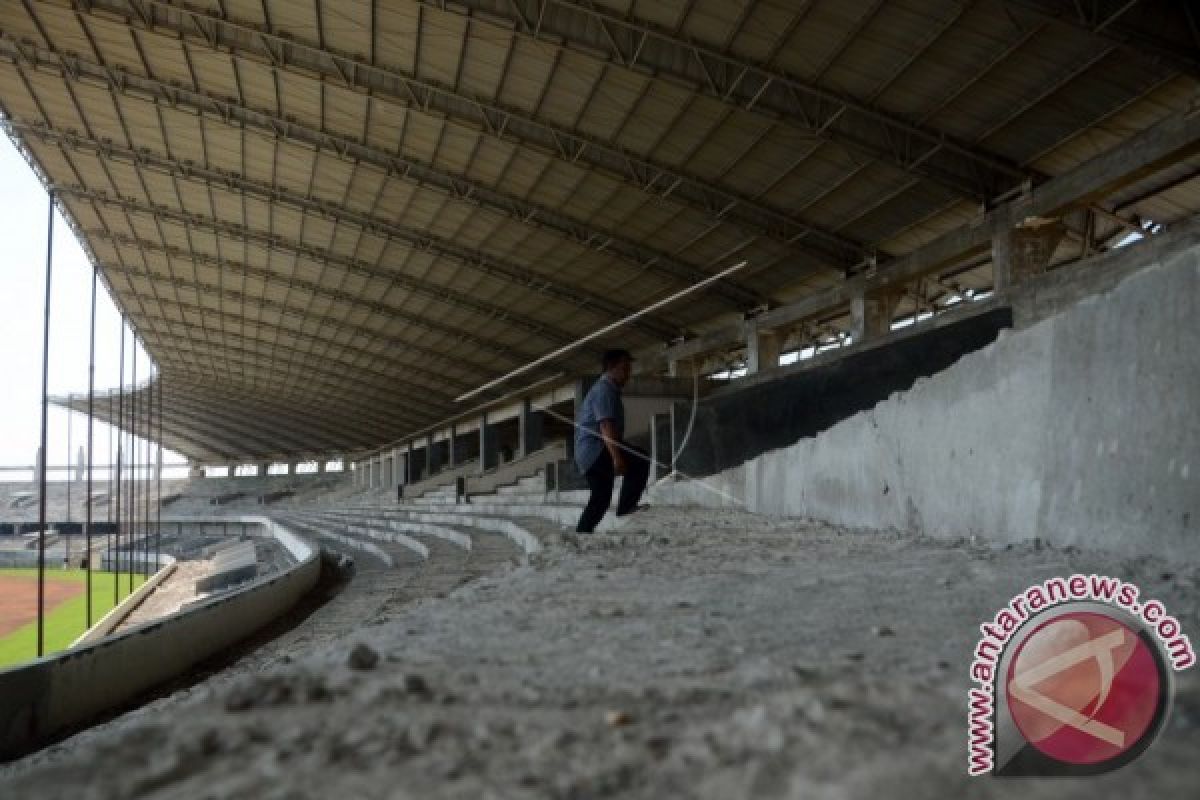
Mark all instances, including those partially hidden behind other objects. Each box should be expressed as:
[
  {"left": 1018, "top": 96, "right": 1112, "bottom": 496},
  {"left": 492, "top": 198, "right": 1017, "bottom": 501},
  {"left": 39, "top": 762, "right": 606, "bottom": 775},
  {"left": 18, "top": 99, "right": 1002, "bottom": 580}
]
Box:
[{"left": 0, "top": 0, "right": 1198, "bottom": 797}]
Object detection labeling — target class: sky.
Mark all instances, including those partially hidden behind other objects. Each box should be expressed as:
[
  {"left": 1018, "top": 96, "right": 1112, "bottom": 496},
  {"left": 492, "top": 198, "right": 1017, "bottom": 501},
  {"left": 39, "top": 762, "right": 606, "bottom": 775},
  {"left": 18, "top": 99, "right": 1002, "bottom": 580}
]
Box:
[{"left": 0, "top": 131, "right": 184, "bottom": 481}]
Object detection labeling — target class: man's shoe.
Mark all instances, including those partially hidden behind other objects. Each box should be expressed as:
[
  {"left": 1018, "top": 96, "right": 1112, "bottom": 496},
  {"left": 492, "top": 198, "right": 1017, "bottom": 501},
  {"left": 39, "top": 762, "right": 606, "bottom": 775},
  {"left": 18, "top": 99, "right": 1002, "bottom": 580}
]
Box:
[{"left": 615, "top": 503, "right": 650, "bottom": 517}]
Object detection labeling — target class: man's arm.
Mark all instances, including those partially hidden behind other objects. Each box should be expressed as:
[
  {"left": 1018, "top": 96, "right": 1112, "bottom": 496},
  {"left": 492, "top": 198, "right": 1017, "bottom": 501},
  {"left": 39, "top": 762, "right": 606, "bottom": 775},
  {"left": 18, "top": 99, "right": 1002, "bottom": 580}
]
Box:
[{"left": 599, "top": 419, "right": 626, "bottom": 475}]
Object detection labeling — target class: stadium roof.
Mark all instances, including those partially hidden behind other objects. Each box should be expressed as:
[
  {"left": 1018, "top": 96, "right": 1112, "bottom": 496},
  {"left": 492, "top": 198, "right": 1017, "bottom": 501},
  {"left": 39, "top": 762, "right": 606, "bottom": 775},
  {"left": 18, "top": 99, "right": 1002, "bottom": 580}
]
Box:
[{"left": 3, "top": 0, "right": 1198, "bottom": 462}]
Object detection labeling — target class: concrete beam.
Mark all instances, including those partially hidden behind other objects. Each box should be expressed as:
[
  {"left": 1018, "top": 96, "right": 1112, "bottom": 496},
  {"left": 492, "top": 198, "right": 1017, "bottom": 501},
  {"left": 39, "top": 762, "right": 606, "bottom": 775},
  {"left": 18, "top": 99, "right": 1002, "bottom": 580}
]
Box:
[
  {"left": 850, "top": 287, "right": 903, "bottom": 343},
  {"left": 746, "top": 329, "right": 783, "bottom": 375},
  {"left": 993, "top": 221, "right": 1068, "bottom": 292},
  {"left": 658, "top": 105, "right": 1200, "bottom": 365}
]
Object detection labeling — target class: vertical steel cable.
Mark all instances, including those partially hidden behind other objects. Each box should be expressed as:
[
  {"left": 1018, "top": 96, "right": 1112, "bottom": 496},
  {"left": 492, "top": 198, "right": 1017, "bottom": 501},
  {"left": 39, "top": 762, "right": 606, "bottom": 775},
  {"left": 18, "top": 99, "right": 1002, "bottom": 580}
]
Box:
[
  {"left": 114, "top": 321, "right": 124, "bottom": 605},
  {"left": 85, "top": 262, "right": 97, "bottom": 626},
  {"left": 35, "top": 190, "right": 54, "bottom": 658},
  {"left": 129, "top": 344, "right": 137, "bottom": 595}
]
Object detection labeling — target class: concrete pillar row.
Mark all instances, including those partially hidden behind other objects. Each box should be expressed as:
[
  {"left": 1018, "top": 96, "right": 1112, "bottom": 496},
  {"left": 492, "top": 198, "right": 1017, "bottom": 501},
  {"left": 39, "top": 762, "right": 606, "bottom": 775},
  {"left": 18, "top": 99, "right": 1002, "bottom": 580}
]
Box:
[
  {"left": 992, "top": 219, "right": 1067, "bottom": 293},
  {"left": 851, "top": 287, "right": 902, "bottom": 343},
  {"left": 746, "top": 328, "right": 783, "bottom": 374},
  {"left": 667, "top": 358, "right": 697, "bottom": 378},
  {"left": 392, "top": 447, "right": 405, "bottom": 489},
  {"left": 519, "top": 398, "right": 544, "bottom": 458},
  {"left": 479, "top": 411, "right": 499, "bottom": 475}
]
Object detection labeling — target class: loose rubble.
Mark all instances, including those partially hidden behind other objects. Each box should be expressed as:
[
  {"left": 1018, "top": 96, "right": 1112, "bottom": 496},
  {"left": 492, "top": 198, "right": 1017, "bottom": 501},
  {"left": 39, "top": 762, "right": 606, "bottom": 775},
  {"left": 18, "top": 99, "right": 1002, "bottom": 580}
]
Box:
[{"left": 1, "top": 508, "right": 1197, "bottom": 799}]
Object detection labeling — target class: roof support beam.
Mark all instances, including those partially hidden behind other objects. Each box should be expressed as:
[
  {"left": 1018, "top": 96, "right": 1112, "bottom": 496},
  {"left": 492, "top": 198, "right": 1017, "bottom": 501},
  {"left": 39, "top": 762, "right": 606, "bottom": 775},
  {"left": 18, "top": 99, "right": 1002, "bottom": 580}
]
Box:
[
  {"left": 72, "top": 384, "right": 376, "bottom": 460},
  {"left": 130, "top": 385, "right": 382, "bottom": 457},
  {"left": 421, "top": 0, "right": 1031, "bottom": 202},
  {"left": 56, "top": 191, "right": 630, "bottom": 387},
  {"left": 58, "top": 388, "right": 242, "bottom": 461},
  {"left": 1002, "top": 0, "right": 1200, "bottom": 78},
  {"left": 83, "top": 237, "right": 533, "bottom": 371},
  {"left": 118, "top": 306, "right": 458, "bottom": 418},
  {"left": 38, "top": 6, "right": 866, "bottom": 267},
  {"left": 92, "top": 239, "right": 499, "bottom": 389},
  {"left": 13, "top": 119, "right": 682, "bottom": 340},
  {"left": 153, "top": 350, "right": 438, "bottom": 438},
  {"left": 154, "top": 358, "right": 438, "bottom": 444},
  {"left": 659, "top": 104, "right": 1200, "bottom": 363},
  {"left": 161, "top": 379, "right": 407, "bottom": 451},
  {"left": 128, "top": 382, "right": 319, "bottom": 458},
  {"left": 0, "top": 46, "right": 762, "bottom": 312}
]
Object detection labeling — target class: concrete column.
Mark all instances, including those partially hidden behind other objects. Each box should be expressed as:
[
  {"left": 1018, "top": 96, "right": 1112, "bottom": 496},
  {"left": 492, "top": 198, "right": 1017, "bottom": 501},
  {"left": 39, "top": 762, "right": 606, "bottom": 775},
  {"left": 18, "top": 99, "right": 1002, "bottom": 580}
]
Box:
[
  {"left": 992, "top": 220, "right": 1066, "bottom": 293},
  {"left": 518, "top": 398, "right": 544, "bottom": 458},
  {"left": 426, "top": 433, "right": 436, "bottom": 475},
  {"left": 479, "top": 411, "right": 498, "bottom": 475},
  {"left": 287, "top": 462, "right": 297, "bottom": 475},
  {"left": 667, "top": 358, "right": 696, "bottom": 378},
  {"left": 650, "top": 412, "right": 673, "bottom": 482},
  {"left": 391, "top": 447, "right": 403, "bottom": 489},
  {"left": 746, "top": 328, "right": 782, "bottom": 374},
  {"left": 317, "top": 460, "right": 326, "bottom": 474},
  {"left": 257, "top": 463, "right": 270, "bottom": 477},
  {"left": 187, "top": 464, "right": 205, "bottom": 479},
  {"left": 447, "top": 424, "right": 458, "bottom": 468},
  {"left": 850, "top": 287, "right": 901, "bottom": 343},
  {"left": 406, "top": 440, "right": 415, "bottom": 483}
]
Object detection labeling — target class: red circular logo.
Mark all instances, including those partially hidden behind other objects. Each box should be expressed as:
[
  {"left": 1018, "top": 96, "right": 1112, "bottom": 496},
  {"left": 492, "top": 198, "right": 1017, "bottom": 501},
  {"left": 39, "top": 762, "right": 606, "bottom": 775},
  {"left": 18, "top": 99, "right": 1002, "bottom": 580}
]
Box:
[{"left": 1006, "top": 611, "right": 1163, "bottom": 765}]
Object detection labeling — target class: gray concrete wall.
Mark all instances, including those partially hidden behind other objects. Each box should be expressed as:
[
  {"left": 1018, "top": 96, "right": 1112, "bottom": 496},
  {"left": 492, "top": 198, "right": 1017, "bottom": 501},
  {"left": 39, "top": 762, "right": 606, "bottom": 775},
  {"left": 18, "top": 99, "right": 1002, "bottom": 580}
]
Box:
[
  {"left": 652, "top": 242, "right": 1199, "bottom": 562},
  {"left": 0, "top": 516, "right": 321, "bottom": 760}
]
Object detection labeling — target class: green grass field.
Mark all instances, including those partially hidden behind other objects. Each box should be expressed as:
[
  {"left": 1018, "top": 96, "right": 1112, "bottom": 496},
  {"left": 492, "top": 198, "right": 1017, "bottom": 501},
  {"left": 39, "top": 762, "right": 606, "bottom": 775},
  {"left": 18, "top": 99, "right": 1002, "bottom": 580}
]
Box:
[{"left": 0, "top": 568, "right": 147, "bottom": 669}]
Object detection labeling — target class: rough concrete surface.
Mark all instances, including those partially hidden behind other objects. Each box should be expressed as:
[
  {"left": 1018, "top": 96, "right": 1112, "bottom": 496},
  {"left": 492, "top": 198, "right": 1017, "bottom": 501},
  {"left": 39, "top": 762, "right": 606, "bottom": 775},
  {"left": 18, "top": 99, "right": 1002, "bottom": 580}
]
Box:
[{"left": 1, "top": 509, "right": 1196, "bottom": 799}]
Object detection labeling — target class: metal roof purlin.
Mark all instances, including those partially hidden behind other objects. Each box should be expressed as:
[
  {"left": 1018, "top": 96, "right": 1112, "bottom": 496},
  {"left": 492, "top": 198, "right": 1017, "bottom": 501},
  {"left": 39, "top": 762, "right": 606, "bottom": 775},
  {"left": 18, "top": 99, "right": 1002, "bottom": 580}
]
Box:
[
  {"left": 422, "top": 0, "right": 1033, "bottom": 201},
  {"left": 15, "top": 122, "right": 686, "bottom": 340},
  {"left": 50, "top": 3, "right": 868, "bottom": 265}
]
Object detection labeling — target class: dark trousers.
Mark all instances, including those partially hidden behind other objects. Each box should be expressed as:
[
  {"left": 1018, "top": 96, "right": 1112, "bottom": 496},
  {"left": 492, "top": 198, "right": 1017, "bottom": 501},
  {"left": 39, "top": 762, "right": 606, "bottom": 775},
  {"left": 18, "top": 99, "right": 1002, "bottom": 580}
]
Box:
[{"left": 575, "top": 445, "right": 650, "bottom": 533}]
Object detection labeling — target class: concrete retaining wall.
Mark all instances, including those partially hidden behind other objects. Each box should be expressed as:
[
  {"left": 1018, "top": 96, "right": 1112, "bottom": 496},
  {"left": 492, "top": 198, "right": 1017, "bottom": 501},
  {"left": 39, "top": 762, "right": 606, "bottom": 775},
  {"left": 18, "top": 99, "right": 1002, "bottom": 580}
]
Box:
[
  {"left": 652, "top": 239, "right": 1200, "bottom": 561},
  {"left": 0, "top": 516, "right": 321, "bottom": 760}
]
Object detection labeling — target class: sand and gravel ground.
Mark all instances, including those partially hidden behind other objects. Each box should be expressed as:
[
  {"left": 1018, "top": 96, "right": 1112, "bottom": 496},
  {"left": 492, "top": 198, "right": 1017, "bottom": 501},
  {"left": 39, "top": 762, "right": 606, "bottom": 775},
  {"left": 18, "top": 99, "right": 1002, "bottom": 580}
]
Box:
[{"left": 1, "top": 508, "right": 1197, "bottom": 799}]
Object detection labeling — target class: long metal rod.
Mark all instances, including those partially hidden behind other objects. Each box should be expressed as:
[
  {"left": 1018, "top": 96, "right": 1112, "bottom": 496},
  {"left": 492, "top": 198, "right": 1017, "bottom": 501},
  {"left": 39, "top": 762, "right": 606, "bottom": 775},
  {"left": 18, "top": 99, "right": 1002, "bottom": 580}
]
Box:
[
  {"left": 85, "top": 262, "right": 97, "bottom": 626},
  {"left": 65, "top": 397, "right": 72, "bottom": 529},
  {"left": 144, "top": 370, "right": 152, "bottom": 576},
  {"left": 35, "top": 190, "right": 55, "bottom": 658},
  {"left": 456, "top": 259, "right": 751, "bottom": 402},
  {"left": 106, "top": 401, "right": 113, "bottom": 575},
  {"left": 129, "top": 343, "right": 137, "bottom": 595},
  {"left": 156, "top": 366, "right": 162, "bottom": 574},
  {"left": 113, "top": 319, "right": 124, "bottom": 605}
]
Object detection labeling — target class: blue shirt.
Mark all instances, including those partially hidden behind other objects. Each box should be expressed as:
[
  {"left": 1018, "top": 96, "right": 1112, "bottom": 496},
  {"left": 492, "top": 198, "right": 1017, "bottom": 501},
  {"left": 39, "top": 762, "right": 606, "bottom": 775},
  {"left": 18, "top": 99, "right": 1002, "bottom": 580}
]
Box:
[{"left": 574, "top": 374, "right": 624, "bottom": 473}]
